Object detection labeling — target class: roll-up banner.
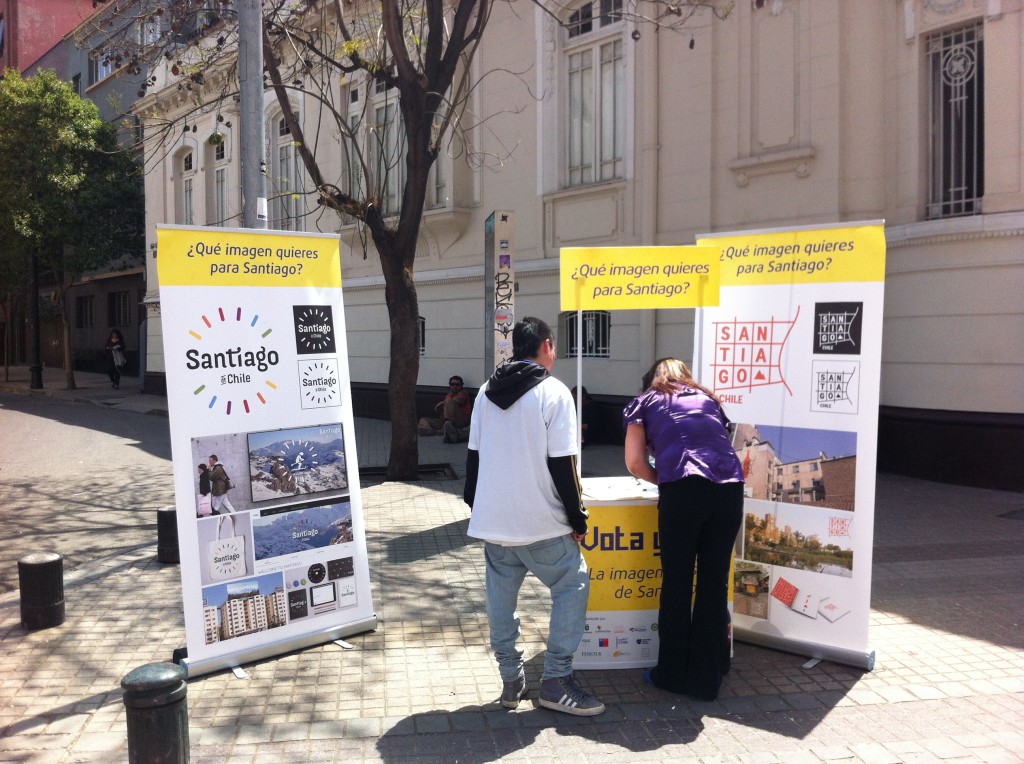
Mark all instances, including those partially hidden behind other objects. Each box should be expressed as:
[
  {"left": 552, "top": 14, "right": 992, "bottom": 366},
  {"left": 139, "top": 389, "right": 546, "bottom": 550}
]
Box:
[
  {"left": 156, "top": 225, "right": 376, "bottom": 678},
  {"left": 695, "top": 221, "right": 886, "bottom": 670}
]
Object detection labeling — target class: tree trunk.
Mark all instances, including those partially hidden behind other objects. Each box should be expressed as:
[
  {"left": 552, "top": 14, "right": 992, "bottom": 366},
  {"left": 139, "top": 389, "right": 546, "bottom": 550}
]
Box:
[
  {"left": 60, "top": 287, "right": 76, "bottom": 390},
  {"left": 381, "top": 248, "right": 421, "bottom": 481},
  {"left": 3, "top": 297, "right": 9, "bottom": 382}
]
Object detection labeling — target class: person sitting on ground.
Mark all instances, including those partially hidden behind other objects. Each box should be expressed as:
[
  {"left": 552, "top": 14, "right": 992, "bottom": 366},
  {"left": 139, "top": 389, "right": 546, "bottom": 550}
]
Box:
[{"left": 418, "top": 375, "right": 473, "bottom": 443}]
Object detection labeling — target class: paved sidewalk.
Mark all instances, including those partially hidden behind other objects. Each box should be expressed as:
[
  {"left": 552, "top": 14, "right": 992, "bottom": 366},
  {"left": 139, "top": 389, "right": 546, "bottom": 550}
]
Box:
[{"left": 1, "top": 368, "right": 1022, "bottom": 763}]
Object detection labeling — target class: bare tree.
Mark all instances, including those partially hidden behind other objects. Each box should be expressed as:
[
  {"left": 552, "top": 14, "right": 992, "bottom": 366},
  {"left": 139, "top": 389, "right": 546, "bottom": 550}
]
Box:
[{"left": 105, "top": 0, "right": 731, "bottom": 479}]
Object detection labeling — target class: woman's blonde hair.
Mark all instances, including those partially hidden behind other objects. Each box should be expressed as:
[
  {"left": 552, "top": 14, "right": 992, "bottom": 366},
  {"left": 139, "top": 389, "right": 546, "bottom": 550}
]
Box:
[{"left": 642, "top": 357, "right": 720, "bottom": 403}]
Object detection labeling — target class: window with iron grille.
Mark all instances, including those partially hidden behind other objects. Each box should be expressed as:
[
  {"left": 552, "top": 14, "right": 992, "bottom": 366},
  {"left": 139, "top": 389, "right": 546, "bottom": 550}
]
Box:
[
  {"left": 419, "top": 316, "right": 426, "bottom": 356},
  {"left": 927, "top": 23, "right": 984, "bottom": 219},
  {"left": 562, "top": 310, "right": 610, "bottom": 358}
]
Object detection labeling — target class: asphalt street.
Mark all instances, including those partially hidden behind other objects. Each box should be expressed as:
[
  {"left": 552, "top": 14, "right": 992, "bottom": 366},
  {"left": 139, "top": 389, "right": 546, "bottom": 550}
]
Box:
[{"left": 0, "top": 392, "right": 173, "bottom": 594}]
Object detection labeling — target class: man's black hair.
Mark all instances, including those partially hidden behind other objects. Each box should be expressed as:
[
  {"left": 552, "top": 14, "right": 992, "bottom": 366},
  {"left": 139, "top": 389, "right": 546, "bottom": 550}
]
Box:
[{"left": 512, "top": 316, "right": 553, "bottom": 361}]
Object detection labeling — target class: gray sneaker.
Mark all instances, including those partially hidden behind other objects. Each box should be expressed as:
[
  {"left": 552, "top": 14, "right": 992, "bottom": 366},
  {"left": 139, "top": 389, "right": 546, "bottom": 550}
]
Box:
[
  {"left": 538, "top": 673, "right": 605, "bottom": 716},
  {"left": 501, "top": 675, "right": 527, "bottom": 709}
]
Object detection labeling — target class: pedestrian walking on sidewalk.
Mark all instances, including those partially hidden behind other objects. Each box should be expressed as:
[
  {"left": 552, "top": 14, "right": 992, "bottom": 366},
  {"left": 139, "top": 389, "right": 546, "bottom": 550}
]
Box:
[
  {"left": 196, "top": 463, "right": 213, "bottom": 516},
  {"left": 624, "top": 357, "right": 744, "bottom": 701},
  {"left": 464, "top": 316, "right": 604, "bottom": 716},
  {"left": 104, "top": 329, "right": 126, "bottom": 389}
]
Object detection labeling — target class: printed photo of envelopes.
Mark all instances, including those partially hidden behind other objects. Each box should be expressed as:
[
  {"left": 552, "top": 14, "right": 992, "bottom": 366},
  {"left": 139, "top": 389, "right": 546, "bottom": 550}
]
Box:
[
  {"left": 790, "top": 590, "right": 820, "bottom": 618},
  {"left": 770, "top": 575, "right": 830, "bottom": 620},
  {"left": 770, "top": 576, "right": 799, "bottom": 608},
  {"left": 817, "top": 596, "right": 851, "bottom": 622}
]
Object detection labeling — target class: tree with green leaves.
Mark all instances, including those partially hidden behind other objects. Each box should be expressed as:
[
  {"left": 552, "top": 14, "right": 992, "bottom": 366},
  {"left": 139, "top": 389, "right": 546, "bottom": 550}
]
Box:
[{"left": 0, "top": 69, "right": 144, "bottom": 389}]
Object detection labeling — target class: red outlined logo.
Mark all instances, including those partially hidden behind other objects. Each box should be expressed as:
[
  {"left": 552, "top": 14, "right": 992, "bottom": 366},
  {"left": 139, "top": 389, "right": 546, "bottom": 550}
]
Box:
[{"left": 711, "top": 307, "right": 799, "bottom": 395}]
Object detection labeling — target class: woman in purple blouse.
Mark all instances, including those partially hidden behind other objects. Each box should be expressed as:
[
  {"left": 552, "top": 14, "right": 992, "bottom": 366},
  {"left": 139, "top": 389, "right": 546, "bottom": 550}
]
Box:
[{"left": 624, "top": 358, "right": 744, "bottom": 700}]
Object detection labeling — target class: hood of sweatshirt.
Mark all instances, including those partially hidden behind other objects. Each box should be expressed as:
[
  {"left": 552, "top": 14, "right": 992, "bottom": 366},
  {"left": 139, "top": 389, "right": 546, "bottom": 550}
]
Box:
[{"left": 485, "top": 360, "right": 549, "bottom": 410}]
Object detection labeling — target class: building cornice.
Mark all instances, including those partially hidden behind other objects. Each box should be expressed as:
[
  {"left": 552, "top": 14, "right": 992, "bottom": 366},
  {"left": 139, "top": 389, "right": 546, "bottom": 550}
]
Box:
[{"left": 885, "top": 211, "right": 1024, "bottom": 249}]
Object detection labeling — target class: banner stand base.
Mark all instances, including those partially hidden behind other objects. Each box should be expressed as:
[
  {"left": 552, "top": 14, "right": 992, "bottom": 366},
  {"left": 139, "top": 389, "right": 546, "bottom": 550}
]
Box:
[
  {"left": 181, "top": 615, "right": 378, "bottom": 679},
  {"left": 736, "top": 628, "right": 875, "bottom": 671}
]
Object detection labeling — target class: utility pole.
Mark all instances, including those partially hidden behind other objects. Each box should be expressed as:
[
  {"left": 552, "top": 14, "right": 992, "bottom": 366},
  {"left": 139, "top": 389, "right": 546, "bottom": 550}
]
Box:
[{"left": 238, "top": 0, "right": 267, "bottom": 229}]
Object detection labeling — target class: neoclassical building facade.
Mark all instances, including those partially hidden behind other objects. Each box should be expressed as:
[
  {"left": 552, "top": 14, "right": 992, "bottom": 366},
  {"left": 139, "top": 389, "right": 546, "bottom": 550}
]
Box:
[{"left": 137, "top": 0, "right": 1023, "bottom": 490}]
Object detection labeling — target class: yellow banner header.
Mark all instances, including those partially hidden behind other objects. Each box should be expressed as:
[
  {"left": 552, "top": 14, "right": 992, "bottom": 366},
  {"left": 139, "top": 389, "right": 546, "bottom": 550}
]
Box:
[
  {"left": 157, "top": 226, "right": 342, "bottom": 288},
  {"left": 697, "top": 223, "right": 886, "bottom": 286},
  {"left": 560, "top": 246, "right": 720, "bottom": 311}
]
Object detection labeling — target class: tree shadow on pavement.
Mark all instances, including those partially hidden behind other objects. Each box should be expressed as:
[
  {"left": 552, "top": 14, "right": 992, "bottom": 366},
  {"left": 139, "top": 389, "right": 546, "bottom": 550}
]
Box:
[{"left": 382, "top": 518, "right": 473, "bottom": 564}]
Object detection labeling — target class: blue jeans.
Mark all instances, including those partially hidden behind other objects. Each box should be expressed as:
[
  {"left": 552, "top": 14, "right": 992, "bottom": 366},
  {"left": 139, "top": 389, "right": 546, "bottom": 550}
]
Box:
[{"left": 484, "top": 534, "right": 590, "bottom": 682}]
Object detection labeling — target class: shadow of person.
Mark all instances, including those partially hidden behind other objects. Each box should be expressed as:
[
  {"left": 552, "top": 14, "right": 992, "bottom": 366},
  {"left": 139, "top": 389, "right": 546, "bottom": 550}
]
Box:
[{"left": 374, "top": 655, "right": 704, "bottom": 763}]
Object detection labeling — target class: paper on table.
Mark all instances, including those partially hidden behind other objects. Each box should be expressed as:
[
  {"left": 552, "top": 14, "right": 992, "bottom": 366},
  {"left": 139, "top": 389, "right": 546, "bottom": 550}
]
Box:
[{"left": 582, "top": 477, "right": 658, "bottom": 502}]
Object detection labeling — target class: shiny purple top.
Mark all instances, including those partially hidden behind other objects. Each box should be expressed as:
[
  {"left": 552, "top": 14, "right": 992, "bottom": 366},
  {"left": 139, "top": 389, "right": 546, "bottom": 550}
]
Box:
[{"left": 623, "top": 386, "right": 744, "bottom": 485}]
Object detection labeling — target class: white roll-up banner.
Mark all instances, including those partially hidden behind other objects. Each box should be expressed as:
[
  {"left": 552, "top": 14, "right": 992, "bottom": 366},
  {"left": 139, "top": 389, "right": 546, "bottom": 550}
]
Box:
[{"left": 157, "top": 225, "right": 376, "bottom": 678}]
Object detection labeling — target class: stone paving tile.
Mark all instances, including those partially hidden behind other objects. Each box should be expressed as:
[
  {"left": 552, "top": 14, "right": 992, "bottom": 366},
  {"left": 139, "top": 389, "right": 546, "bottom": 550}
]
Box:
[{"left": 1, "top": 388, "right": 1023, "bottom": 762}]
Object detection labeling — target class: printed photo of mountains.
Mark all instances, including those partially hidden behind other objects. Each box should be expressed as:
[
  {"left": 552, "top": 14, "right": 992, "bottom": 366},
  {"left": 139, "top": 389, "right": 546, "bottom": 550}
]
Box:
[
  {"left": 247, "top": 424, "right": 348, "bottom": 503},
  {"left": 252, "top": 502, "right": 354, "bottom": 561}
]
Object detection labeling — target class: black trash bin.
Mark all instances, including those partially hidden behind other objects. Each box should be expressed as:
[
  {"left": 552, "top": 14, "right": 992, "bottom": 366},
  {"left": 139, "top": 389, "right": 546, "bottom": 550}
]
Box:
[
  {"left": 157, "top": 506, "right": 179, "bottom": 564},
  {"left": 18, "top": 552, "right": 65, "bottom": 630}
]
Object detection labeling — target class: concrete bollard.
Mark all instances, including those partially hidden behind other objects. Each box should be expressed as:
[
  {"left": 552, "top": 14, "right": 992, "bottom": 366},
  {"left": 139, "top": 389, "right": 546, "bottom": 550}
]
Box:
[
  {"left": 121, "top": 662, "right": 190, "bottom": 764},
  {"left": 18, "top": 552, "right": 65, "bottom": 630},
  {"left": 157, "top": 506, "right": 179, "bottom": 564}
]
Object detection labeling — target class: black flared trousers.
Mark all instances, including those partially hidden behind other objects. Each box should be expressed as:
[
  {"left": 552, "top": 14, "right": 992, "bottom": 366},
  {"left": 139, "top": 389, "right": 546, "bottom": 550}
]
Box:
[{"left": 651, "top": 476, "right": 744, "bottom": 699}]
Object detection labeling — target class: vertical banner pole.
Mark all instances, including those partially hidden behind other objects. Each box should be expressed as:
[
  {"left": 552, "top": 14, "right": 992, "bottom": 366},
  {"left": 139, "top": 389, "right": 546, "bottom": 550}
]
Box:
[{"left": 576, "top": 308, "right": 583, "bottom": 474}]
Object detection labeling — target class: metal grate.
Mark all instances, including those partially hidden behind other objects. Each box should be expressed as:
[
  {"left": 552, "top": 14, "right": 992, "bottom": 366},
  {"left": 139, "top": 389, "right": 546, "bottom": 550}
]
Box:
[
  {"left": 927, "top": 23, "right": 984, "bottom": 219},
  {"left": 564, "top": 310, "right": 611, "bottom": 358},
  {"left": 359, "top": 463, "right": 458, "bottom": 486}
]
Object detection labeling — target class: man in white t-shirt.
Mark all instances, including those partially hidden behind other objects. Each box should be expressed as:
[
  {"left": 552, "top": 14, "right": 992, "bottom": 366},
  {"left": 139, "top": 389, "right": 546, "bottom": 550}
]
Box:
[{"left": 464, "top": 317, "right": 605, "bottom": 717}]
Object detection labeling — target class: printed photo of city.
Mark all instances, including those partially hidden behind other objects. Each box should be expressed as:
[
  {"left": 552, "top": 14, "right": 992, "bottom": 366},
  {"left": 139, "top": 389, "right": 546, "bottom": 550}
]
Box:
[
  {"left": 731, "top": 423, "right": 858, "bottom": 511},
  {"left": 200, "top": 573, "right": 288, "bottom": 645}
]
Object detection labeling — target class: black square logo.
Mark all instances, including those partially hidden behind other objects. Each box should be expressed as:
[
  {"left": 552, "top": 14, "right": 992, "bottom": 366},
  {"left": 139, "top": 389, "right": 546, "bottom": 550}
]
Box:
[
  {"left": 813, "top": 302, "right": 863, "bottom": 355},
  {"left": 293, "top": 305, "right": 336, "bottom": 355}
]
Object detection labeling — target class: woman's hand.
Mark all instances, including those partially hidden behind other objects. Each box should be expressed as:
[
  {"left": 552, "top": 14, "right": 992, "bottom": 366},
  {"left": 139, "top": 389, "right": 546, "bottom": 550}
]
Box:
[{"left": 624, "top": 424, "right": 658, "bottom": 484}]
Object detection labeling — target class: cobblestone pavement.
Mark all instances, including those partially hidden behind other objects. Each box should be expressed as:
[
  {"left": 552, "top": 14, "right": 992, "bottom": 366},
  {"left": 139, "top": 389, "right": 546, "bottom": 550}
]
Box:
[{"left": 1, "top": 368, "right": 1022, "bottom": 763}]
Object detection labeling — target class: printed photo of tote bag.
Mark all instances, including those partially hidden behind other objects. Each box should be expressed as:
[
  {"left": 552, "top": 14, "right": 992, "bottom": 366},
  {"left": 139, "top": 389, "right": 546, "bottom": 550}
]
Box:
[
  {"left": 197, "top": 493, "right": 213, "bottom": 517},
  {"left": 207, "top": 515, "right": 246, "bottom": 582}
]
